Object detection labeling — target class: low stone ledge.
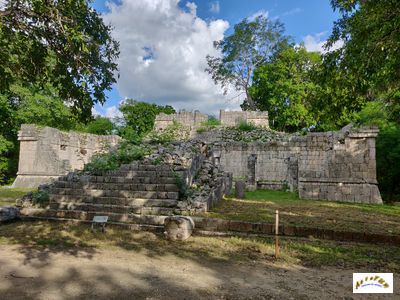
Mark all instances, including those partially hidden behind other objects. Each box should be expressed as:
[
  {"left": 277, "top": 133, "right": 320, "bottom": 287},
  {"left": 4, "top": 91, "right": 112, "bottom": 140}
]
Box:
[{"left": 192, "top": 217, "right": 400, "bottom": 245}]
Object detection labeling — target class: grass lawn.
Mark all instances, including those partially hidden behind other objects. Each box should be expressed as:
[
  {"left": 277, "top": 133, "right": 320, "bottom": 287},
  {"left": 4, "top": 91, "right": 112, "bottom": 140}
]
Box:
[
  {"left": 0, "top": 220, "right": 399, "bottom": 271},
  {"left": 0, "top": 187, "right": 34, "bottom": 207},
  {"left": 200, "top": 189, "right": 400, "bottom": 236}
]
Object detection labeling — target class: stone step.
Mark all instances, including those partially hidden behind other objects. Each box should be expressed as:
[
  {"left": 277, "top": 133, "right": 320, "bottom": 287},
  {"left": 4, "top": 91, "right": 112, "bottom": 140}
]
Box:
[
  {"left": 51, "top": 183, "right": 179, "bottom": 194},
  {"left": 49, "top": 193, "right": 179, "bottom": 205},
  {"left": 50, "top": 199, "right": 179, "bottom": 213},
  {"left": 21, "top": 208, "right": 169, "bottom": 225},
  {"left": 50, "top": 189, "right": 179, "bottom": 200},
  {"left": 58, "top": 170, "right": 180, "bottom": 182},
  {"left": 119, "top": 164, "right": 174, "bottom": 171},
  {"left": 53, "top": 176, "right": 177, "bottom": 187}
]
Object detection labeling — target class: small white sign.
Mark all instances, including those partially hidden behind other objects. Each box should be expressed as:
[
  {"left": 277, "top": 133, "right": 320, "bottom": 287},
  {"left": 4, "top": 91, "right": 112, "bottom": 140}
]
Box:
[
  {"left": 353, "top": 273, "right": 393, "bottom": 293},
  {"left": 92, "top": 216, "right": 108, "bottom": 223}
]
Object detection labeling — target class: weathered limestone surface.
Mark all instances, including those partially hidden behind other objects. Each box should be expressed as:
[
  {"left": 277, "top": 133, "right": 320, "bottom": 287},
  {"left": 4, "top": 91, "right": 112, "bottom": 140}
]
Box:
[
  {"left": 214, "top": 126, "right": 382, "bottom": 204},
  {"left": 219, "top": 110, "right": 269, "bottom": 127},
  {"left": 164, "top": 216, "right": 195, "bottom": 241},
  {"left": 12, "top": 124, "right": 121, "bottom": 188},
  {"left": 153, "top": 110, "right": 269, "bottom": 135},
  {"left": 154, "top": 111, "right": 208, "bottom": 136}
]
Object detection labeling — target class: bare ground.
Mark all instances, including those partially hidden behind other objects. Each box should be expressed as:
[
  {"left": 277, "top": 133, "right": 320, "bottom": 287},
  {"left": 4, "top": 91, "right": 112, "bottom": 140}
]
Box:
[{"left": 1, "top": 243, "right": 398, "bottom": 300}]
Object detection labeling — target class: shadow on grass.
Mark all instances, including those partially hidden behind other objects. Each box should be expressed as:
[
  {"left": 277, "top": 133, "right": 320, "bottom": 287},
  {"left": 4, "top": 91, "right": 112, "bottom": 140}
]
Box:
[{"left": 1, "top": 219, "right": 400, "bottom": 299}]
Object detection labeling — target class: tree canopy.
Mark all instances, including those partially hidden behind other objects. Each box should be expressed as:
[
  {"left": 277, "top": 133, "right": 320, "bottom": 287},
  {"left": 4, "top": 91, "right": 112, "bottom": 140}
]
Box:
[
  {"left": 325, "top": 0, "right": 400, "bottom": 121},
  {"left": 251, "top": 46, "right": 320, "bottom": 132},
  {"left": 0, "top": 0, "right": 119, "bottom": 122},
  {"left": 118, "top": 100, "right": 175, "bottom": 142},
  {"left": 206, "top": 15, "right": 289, "bottom": 110}
]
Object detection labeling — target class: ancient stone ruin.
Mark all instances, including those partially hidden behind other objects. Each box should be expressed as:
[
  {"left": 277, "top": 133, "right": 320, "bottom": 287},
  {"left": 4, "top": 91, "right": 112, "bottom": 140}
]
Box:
[
  {"left": 12, "top": 124, "right": 121, "bottom": 188},
  {"left": 219, "top": 110, "right": 269, "bottom": 127},
  {"left": 16, "top": 110, "right": 382, "bottom": 228}
]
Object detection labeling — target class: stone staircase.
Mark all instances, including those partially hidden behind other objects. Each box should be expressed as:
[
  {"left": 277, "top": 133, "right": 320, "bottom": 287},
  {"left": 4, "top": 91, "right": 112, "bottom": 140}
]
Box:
[
  {"left": 20, "top": 141, "right": 233, "bottom": 229},
  {"left": 22, "top": 162, "right": 187, "bottom": 227}
]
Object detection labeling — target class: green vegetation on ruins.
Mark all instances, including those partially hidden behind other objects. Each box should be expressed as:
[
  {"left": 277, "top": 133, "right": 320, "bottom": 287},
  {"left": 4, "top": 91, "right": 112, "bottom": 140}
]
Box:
[{"left": 1, "top": 0, "right": 399, "bottom": 203}]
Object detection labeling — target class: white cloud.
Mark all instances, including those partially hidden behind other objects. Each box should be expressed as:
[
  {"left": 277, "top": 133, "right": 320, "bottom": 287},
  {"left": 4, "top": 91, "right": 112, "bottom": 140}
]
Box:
[
  {"left": 91, "top": 106, "right": 102, "bottom": 116},
  {"left": 303, "top": 32, "right": 344, "bottom": 53},
  {"left": 248, "top": 10, "right": 269, "bottom": 21},
  {"left": 209, "top": 1, "right": 220, "bottom": 14},
  {"left": 102, "top": 0, "right": 240, "bottom": 115},
  {"left": 105, "top": 106, "right": 123, "bottom": 119},
  {"left": 0, "top": 0, "right": 6, "bottom": 10},
  {"left": 281, "top": 8, "right": 303, "bottom": 17}
]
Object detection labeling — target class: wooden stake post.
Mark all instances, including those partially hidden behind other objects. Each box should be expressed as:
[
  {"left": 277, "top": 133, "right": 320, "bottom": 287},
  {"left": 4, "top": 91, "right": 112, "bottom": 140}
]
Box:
[{"left": 275, "top": 210, "right": 279, "bottom": 259}]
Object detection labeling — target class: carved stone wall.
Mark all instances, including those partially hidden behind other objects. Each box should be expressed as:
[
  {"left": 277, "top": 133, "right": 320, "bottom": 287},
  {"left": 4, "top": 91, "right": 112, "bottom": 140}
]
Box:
[
  {"left": 12, "top": 124, "right": 121, "bottom": 188},
  {"left": 213, "top": 126, "right": 382, "bottom": 204}
]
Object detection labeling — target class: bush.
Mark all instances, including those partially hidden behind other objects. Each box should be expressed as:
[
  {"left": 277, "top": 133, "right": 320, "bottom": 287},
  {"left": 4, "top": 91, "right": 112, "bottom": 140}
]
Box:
[
  {"left": 84, "top": 117, "right": 114, "bottom": 135},
  {"left": 238, "top": 120, "right": 257, "bottom": 131},
  {"left": 83, "top": 141, "right": 150, "bottom": 174},
  {"left": 32, "top": 190, "right": 49, "bottom": 207},
  {"left": 196, "top": 127, "right": 207, "bottom": 134},
  {"left": 206, "top": 116, "right": 221, "bottom": 127}
]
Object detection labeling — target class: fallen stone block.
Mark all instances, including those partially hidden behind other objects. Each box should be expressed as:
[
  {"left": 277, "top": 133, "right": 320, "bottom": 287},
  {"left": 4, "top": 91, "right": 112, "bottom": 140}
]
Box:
[
  {"left": 0, "top": 206, "right": 20, "bottom": 222},
  {"left": 164, "top": 216, "right": 195, "bottom": 241}
]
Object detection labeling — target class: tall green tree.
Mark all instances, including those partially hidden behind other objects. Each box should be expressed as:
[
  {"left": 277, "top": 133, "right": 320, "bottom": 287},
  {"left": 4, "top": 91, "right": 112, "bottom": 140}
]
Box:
[
  {"left": 250, "top": 45, "right": 320, "bottom": 132},
  {"left": 118, "top": 100, "right": 175, "bottom": 141},
  {"left": 206, "top": 15, "right": 289, "bottom": 110},
  {"left": 325, "top": 0, "right": 400, "bottom": 121},
  {"left": 0, "top": 0, "right": 119, "bottom": 122},
  {"left": 84, "top": 117, "right": 115, "bottom": 135},
  {"left": 0, "top": 83, "right": 78, "bottom": 184}
]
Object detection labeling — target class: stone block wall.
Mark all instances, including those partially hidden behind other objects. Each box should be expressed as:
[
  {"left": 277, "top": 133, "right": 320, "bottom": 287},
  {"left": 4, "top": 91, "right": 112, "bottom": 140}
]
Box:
[
  {"left": 213, "top": 126, "right": 382, "bottom": 204},
  {"left": 219, "top": 110, "right": 269, "bottom": 127},
  {"left": 154, "top": 111, "right": 208, "bottom": 135},
  {"left": 12, "top": 124, "right": 121, "bottom": 188}
]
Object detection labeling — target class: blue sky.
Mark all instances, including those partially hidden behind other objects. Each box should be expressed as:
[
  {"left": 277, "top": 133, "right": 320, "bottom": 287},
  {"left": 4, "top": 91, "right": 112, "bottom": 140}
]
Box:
[{"left": 91, "top": 0, "right": 340, "bottom": 117}]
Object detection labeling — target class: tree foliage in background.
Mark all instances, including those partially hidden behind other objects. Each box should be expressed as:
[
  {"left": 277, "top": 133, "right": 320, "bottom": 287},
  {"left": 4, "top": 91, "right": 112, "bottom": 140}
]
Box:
[
  {"left": 0, "top": 0, "right": 119, "bottom": 122},
  {"left": 84, "top": 117, "right": 114, "bottom": 135},
  {"left": 118, "top": 99, "right": 175, "bottom": 142},
  {"left": 251, "top": 45, "right": 320, "bottom": 132},
  {"left": 356, "top": 101, "right": 400, "bottom": 201},
  {"left": 0, "top": 83, "right": 78, "bottom": 184},
  {"left": 325, "top": 0, "right": 400, "bottom": 122},
  {"left": 206, "top": 15, "right": 289, "bottom": 110}
]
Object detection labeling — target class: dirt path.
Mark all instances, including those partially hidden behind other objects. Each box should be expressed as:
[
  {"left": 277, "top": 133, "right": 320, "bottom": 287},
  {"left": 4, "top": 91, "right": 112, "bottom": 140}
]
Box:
[{"left": 0, "top": 244, "right": 397, "bottom": 300}]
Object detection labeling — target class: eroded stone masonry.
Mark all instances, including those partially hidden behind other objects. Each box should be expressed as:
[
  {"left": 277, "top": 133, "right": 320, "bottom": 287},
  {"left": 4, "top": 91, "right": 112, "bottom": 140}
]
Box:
[
  {"left": 12, "top": 124, "right": 121, "bottom": 188},
  {"left": 16, "top": 110, "right": 382, "bottom": 216}
]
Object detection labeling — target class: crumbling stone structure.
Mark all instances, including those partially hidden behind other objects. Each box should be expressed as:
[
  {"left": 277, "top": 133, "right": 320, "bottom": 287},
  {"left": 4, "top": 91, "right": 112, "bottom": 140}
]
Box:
[
  {"left": 153, "top": 110, "right": 269, "bottom": 133},
  {"left": 219, "top": 110, "right": 269, "bottom": 127},
  {"left": 12, "top": 124, "right": 121, "bottom": 188},
  {"left": 154, "top": 111, "right": 208, "bottom": 136},
  {"left": 213, "top": 126, "right": 382, "bottom": 203}
]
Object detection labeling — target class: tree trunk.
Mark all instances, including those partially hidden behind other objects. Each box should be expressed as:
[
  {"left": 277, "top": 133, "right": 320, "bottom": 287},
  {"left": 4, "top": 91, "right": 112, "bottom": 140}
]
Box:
[{"left": 245, "top": 89, "right": 256, "bottom": 110}]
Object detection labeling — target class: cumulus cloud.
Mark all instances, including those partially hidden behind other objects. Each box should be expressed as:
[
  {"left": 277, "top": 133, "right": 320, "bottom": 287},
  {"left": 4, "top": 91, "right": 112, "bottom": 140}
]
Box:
[
  {"left": 105, "top": 106, "right": 123, "bottom": 119},
  {"left": 91, "top": 106, "right": 102, "bottom": 117},
  {"left": 102, "top": 0, "right": 240, "bottom": 114},
  {"left": 209, "top": 1, "right": 220, "bottom": 14},
  {"left": 303, "top": 32, "right": 344, "bottom": 53}
]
